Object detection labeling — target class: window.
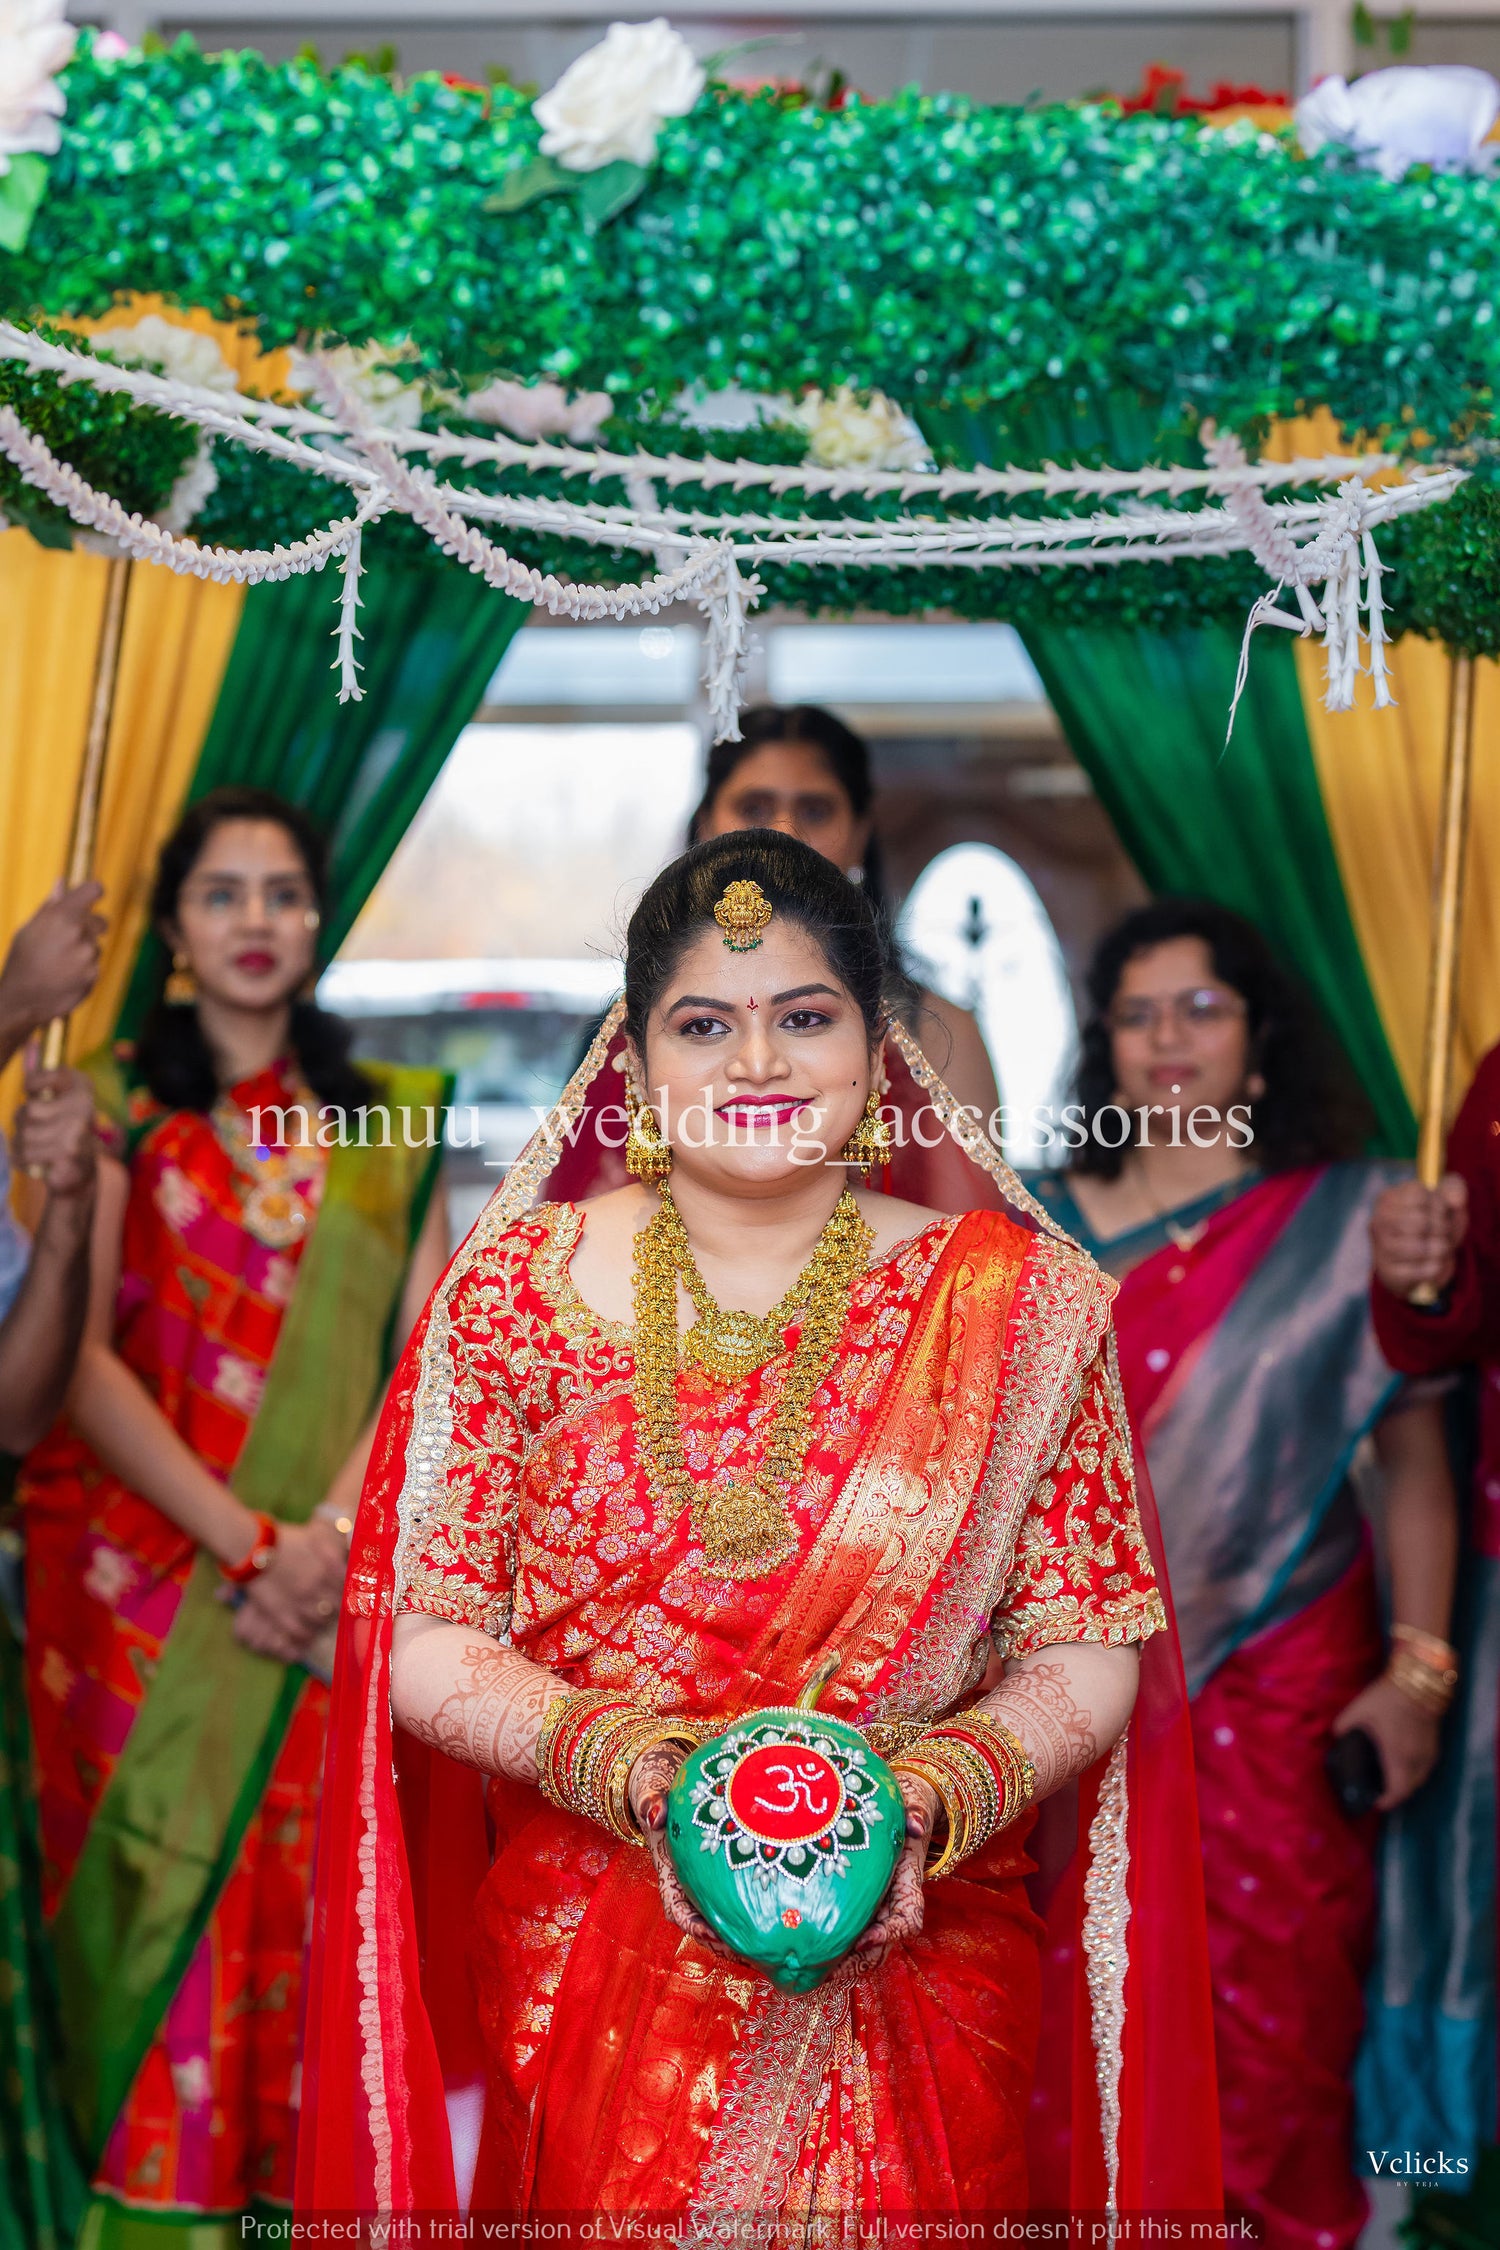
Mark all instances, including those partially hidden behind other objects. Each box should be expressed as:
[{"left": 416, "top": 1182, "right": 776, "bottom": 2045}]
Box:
[{"left": 896, "top": 842, "right": 1077, "bottom": 1168}]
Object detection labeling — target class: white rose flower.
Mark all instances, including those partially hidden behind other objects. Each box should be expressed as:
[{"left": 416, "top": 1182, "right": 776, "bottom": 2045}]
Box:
[
  {"left": 91, "top": 316, "right": 238, "bottom": 535},
  {"left": 463, "top": 377, "right": 613, "bottom": 444},
  {"left": 533, "top": 19, "right": 705, "bottom": 174},
  {"left": 788, "top": 386, "right": 934, "bottom": 474},
  {"left": 287, "top": 341, "right": 425, "bottom": 430},
  {"left": 0, "top": 0, "right": 76, "bottom": 174},
  {"left": 1296, "top": 64, "right": 1500, "bottom": 181},
  {"left": 95, "top": 313, "right": 240, "bottom": 394}
]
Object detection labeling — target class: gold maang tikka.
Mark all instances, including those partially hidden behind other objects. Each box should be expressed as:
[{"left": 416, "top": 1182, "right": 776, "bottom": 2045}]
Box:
[{"left": 714, "top": 878, "right": 773, "bottom": 952}]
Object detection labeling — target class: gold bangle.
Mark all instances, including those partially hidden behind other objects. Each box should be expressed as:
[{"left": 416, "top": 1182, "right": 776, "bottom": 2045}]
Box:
[
  {"left": 894, "top": 1755, "right": 967, "bottom": 1880},
  {"left": 1390, "top": 1623, "right": 1459, "bottom": 1683},
  {"left": 893, "top": 1738, "right": 1001, "bottom": 1879},
  {"left": 1387, "top": 1647, "right": 1457, "bottom": 1716},
  {"left": 938, "top": 1711, "right": 1038, "bottom": 1826},
  {"left": 536, "top": 1690, "right": 699, "bottom": 1844},
  {"left": 604, "top": 1722, "right": 700, "bottom": 1846}
]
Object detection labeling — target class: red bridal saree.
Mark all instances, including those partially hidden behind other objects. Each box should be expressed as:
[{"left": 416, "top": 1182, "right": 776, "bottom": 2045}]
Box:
[
  {"left": 299, "top": 1015, "right": 1222, "bottom": 2232},
  {"left": 1029, "top": 1163, "right": 1402, "bottom": 2250}
]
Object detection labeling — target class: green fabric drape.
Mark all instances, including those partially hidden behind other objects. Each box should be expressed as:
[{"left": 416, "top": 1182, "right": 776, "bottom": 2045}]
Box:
[
  {"left": 1021, "top": 622, "right": 1415, "bottom": 1155},
  {"left": 118, "top": 547, "right": 526, "bottom": 1035}
]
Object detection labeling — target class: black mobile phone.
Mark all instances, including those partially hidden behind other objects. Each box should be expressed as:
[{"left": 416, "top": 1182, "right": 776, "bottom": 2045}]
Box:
[{"left": 1325, "top": 1726, "right": 1385, "bottom": 1819}]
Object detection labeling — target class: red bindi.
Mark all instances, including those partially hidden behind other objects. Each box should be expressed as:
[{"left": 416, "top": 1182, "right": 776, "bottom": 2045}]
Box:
[{"left": 746, "top": 997, "right": 759, "bottom": 1012}]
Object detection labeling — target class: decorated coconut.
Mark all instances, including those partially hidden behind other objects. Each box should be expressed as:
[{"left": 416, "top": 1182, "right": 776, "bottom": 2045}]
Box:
[{"left": 666, "top": 1708, "right": 905, "bottom": 1991}]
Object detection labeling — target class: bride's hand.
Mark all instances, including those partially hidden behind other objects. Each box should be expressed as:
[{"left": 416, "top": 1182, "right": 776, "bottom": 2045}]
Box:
[
  {"left": 629, "top": 1740, "right": 735, "bottom": 1962},
  {"left": 854, "top": 1772, "right": 935, "bottom": 1965}
]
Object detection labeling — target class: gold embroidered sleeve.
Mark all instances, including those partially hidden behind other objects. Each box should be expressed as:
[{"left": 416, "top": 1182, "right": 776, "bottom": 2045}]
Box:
[
  {"left": 993, "top": 1328, "right": 1166, "bottom": 1658},
  {"left": 396, "top": 1261, "right": 525, "bottom": 1639}
]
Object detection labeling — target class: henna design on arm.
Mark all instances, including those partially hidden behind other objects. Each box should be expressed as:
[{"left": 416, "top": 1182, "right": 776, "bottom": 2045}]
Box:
[
  {"left": 400, "top": 1639, "right": 565, "bottom": 1781},
  {"left": 978, "top": 1656, "right": 1099, "bottom": 1800}
]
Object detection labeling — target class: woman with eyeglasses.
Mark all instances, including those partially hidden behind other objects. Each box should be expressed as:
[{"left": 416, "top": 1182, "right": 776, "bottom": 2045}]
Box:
[
  {"left": 1025, "top": 898, "right": 1459, "bottom": 2250},
  {"left": 16, "top": 788, "right": 450, "bottom": 2242}
]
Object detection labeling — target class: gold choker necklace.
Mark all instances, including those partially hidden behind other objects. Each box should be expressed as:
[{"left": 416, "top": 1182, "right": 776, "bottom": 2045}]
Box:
[{"left": 632, "top": 1184, "right": 872, "bottom": 1577}]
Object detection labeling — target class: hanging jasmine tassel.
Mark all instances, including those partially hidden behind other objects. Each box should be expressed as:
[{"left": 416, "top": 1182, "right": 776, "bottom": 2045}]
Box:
[
  {"left": 699, "top": 548, "right": 761, "bottom": 742},
  {"left": 1362, "top": 531, "right": 1396, "bottom": 709},
  {"left": 335, "top": 525, "right": 365, "bottom": 704}
]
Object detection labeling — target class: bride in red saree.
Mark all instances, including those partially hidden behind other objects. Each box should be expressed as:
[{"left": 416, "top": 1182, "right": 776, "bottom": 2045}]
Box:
[{"left": 299, "top": 833, "right": 1221, "bottom": 2228}]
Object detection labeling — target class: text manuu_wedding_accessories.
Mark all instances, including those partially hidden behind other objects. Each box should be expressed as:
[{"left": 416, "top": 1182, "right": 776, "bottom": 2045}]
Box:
[
  {"left": 632, "top": 1180, "right": 873, "bottom": 1576},
  {"left": 714, "top": 877, "right": 773, "bottom": 952}
]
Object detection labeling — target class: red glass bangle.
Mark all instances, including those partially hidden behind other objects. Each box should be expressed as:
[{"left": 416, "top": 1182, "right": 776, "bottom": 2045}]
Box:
[{"left": 219, "top": 1509, "right": 279, "bottom": 1584}]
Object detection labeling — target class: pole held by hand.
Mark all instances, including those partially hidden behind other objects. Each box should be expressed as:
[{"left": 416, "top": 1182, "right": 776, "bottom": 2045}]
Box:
[
  {"left": 40, "top": 553, "right": 131, "bottom": 1073},
  {"left": 1410, "top": 647, "right": 1477, "bottom": 1305}
]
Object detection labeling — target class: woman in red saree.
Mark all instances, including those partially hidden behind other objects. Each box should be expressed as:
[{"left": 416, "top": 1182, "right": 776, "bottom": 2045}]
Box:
[
  {"left": 19, "top": 789, "right": 449, "bottom": 2244},
  {"left": 299, "top": 831, "right": 1221, "bottom": 2228},
  {"left": 1024, "top": 899, "right": 1461, "bottom": 2250}
]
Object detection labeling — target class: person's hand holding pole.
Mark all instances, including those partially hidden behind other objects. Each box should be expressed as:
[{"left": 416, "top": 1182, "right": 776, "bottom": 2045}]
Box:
[
  {"left": 0, "top": 881, "right": 105, "bottom": 1071},
  {"left": 1370, "top": 1176, "right": 1469, "bottom": 1305}
]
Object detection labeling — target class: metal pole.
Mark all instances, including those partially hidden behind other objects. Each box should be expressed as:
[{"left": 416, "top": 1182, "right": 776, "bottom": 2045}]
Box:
[
  {"left": 40, "top": 553, "right": 132, "bottom": 1071},
  {"left": 1410, "top": 647, "right": 1477, "bottom": 1303}
]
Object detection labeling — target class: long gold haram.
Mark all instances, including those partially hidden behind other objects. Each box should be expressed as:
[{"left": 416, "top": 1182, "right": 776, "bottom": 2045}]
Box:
[{"left": 632, "top": 1184, "right": 873, "bottom": 1577}]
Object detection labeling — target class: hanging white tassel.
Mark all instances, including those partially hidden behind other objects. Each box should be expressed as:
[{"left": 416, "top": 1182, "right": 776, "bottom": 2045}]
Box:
[
  {"left": 699, "top": 549, "right": 760, "bottom": 741},
  {"left": 1362, "top": 530, "right": 1395, "bottom": 709},
  {"left": 1225, "top": 582, "right": 1308, "bottom": 745},
  {"left": 335, "top": 526, "right": 366, "bottom": 704}
]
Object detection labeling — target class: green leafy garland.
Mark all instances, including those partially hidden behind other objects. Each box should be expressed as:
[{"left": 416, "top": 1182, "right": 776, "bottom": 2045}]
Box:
[{"left": 5, "top": 30, "right": 1500, "bottom": 645}]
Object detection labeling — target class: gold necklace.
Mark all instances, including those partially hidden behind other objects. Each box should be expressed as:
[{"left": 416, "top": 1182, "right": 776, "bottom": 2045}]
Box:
[
  {"left": 632, "top": 1184, "right": 873, "bottom": 1578},
  {"left": 211, "top": 1087, "right": 325, "bottom": 1251},
  {"left": 1127, "top": 1157, "right": 1214, "bottom": 1253}
]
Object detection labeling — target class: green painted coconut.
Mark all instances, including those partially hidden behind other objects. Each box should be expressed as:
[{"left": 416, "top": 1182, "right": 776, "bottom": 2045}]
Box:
[{"left": 666, "top": 1709, "right": 905, "bottom": 1992}]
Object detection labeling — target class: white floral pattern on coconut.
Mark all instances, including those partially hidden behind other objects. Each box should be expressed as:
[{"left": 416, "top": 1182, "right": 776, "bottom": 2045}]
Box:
[
  {"left": 463, "top": 377, "right": 613, "bottom": 444},
  {"left": 287, "top": 340, "right": 424, "bottom": 431},
  {"left": 787, "top": 385, "right": 933, "bottom": 475},
  {"left": 533, "top": 18, "right": 705, "bottom": 173},
  {"left": 1296, "top": 64, "right": 1500, "bottom": 181},
  {"left": 0, "top": 0, "right": 74, "bottom": 174}
]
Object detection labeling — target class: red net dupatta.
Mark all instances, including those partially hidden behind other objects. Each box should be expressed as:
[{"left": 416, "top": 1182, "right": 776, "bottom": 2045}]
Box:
[{"left": 295, "top": 1004, "right": 1222, "bottom": 2223}]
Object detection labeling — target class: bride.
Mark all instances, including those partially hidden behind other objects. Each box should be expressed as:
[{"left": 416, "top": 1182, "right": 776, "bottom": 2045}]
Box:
[{"left": 297, "top": 832, "right": 1219, "bottom": 2222}]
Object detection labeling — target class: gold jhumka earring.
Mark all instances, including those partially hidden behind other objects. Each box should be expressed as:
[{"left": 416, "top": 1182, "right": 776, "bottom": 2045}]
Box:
[
  {"left": 625, "top": 1086, "right": 672, "bottom": 1184},
  {"left": 840, "top": 1087, "right": 893, "bottom": 1176},
  {"left": 165, "top": 951, "right": 198, "bottom": 1006}
]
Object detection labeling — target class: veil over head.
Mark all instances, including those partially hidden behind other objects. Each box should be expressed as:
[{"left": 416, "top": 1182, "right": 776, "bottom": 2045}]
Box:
[{"left": 296, "top": 999, "right": 1221, "bottom": 2223}]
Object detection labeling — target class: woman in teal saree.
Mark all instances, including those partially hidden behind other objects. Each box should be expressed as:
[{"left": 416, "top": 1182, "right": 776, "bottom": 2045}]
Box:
[{"left": 1025, "top": 899, "right": 1461, "bottom": 2250}]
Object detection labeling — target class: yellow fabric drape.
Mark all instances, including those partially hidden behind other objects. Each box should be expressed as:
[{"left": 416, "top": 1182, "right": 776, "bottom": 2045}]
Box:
[
  {"left": 1258, "top": 414, "right": 1500, "bottom": 1113},
  {"left": 1296, "top": 636, "right": 1500, "bottom": 1110},
  {"left": 0, "top": 532, "right": 243, "bottom": 1084},
  {"left": 0, "top": 299, "right": 278, "bottom": 1103}
]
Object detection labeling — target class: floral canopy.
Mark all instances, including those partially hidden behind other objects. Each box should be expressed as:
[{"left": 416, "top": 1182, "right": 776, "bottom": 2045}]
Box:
[{"left": 3, "top": 13, "right": 1500, "bottom": 1150}]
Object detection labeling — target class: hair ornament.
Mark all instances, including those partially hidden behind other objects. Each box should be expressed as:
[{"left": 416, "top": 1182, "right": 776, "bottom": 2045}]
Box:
[{"left": 714, "top": 878, "right": 773, "bottom": 952}]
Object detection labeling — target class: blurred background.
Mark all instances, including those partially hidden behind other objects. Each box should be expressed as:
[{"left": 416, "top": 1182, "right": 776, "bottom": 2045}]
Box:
[{"left": 65, "top": 1, "right": 1500, "bottom": 103}]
